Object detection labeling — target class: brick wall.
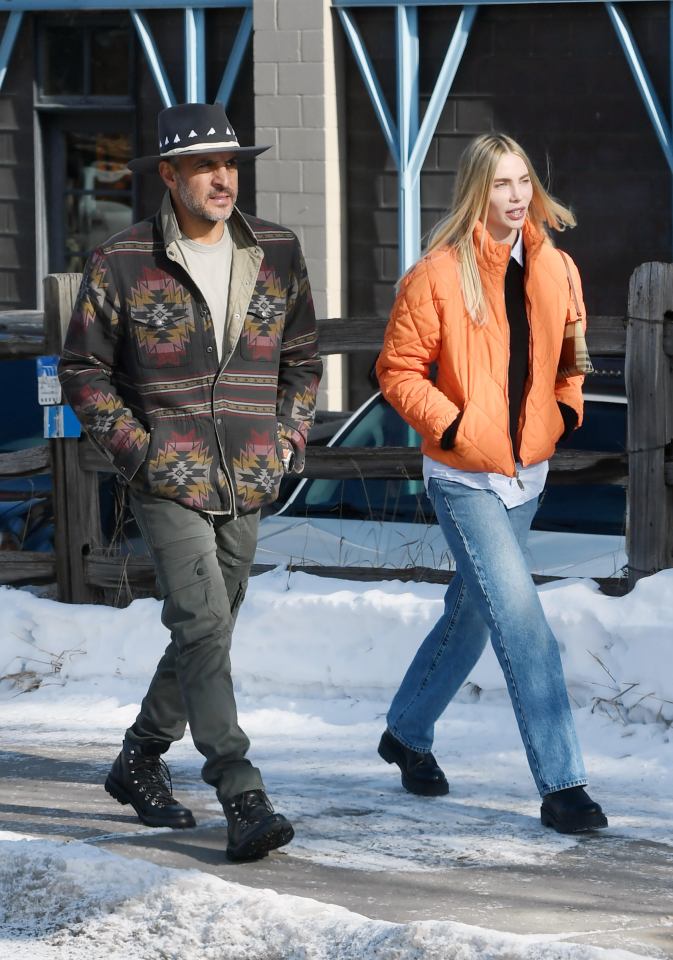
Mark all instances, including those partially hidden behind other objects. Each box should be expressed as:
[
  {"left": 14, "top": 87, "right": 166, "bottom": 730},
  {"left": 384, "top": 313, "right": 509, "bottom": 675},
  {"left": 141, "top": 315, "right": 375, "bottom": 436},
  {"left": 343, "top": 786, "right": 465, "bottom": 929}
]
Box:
[{"left": 254, "top": 0, "right": 347, "bottom": 410}]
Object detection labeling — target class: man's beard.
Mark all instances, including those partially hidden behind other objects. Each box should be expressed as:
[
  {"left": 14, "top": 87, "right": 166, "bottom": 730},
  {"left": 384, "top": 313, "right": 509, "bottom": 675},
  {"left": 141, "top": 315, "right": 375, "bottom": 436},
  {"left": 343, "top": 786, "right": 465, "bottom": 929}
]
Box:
[{"left": 175, "top": 175, "right": 235, "bottom": 222}]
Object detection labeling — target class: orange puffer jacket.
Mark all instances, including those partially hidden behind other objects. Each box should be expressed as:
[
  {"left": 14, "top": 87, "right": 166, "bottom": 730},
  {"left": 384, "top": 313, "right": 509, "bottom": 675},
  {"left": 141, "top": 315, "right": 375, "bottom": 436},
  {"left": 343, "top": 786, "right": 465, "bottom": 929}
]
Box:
[{"left": 376, "top": 220, "right": 585, "bottom": 477}]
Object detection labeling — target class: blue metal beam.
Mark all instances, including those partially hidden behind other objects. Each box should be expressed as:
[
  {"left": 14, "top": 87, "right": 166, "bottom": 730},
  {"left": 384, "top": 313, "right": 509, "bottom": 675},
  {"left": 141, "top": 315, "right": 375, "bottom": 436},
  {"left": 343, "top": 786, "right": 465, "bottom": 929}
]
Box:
[
  {"left": 336, "top": 8, "right": 399, "bottom": 162},
  {"left": 216, "top": 7, "right": 253, "bottom": 108},
  {"left": 2, "top": 0, "right": 250, "bottom": 9},
  {"left": 0, "top": 12, "right": 22, "bottom": 91},
  {"left": 338, "top": 3, "right": 476, "bottom": 270},
  {"left": 131, "top": 10, "right": 176, "bottom": 108},
  {"left": 397, "top": 5, "right": 420, "bottom": 272},
  {"left": 605, "top": 1, "right": 673, "bottom": 175},
  {"left": 185, "top": 7, "right": 206, "bottom": 102},
  {"left": 408, "top": 4, "right": 477, "bottom": 182},
  {"left": 332, "top": 0, "right": 645, "bottom": 5}
]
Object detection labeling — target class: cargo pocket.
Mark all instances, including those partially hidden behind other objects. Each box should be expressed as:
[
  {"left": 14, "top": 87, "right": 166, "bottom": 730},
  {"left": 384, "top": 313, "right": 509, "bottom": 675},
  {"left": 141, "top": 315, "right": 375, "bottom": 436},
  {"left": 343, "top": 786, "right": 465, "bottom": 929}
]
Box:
[{"left": 160, "top": 554, "right": 226, "bottom": 649}]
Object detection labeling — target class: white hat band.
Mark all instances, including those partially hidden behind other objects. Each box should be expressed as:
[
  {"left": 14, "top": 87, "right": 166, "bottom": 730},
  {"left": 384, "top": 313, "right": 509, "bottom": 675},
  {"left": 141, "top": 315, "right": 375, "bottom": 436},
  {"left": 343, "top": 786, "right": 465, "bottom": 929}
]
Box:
[{"left": 160, "top": 139, "right": 240, "bottom": 158}]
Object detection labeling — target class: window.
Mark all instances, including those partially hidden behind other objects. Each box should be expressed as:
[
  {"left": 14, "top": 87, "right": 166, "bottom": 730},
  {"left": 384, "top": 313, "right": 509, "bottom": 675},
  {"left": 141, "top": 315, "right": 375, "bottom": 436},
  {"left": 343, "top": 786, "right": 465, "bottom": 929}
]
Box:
[
  {"left": 39, "top": 19, "right": 133, "bottom": 102},
  {"left": 37, "top": 18, "right": 136, "bottom": 273}
]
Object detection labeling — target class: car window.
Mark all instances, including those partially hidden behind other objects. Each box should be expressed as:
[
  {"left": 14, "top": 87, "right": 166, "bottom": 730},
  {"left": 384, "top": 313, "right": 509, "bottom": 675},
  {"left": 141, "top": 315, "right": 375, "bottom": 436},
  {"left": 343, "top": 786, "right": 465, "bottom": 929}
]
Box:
[
  {"left": 293, "top": 397, "right": 433, "bottom": 522},
  {"left": 286, "top": 395, "right": 627, "bottom": 536},
  {"left": 534, "top": 398, "right": 626, "bottom": 536}
]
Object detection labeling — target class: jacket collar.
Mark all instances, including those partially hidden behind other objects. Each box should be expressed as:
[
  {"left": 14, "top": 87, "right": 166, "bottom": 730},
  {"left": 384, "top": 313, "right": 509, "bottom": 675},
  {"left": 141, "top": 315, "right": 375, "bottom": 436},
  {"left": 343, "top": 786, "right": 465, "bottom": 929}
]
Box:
[
  {"left": 473, "top": 218, "right": 546, "bottom": 275},
  {"left": 158, "top": 190, "right": 259, "bottom": 255}
]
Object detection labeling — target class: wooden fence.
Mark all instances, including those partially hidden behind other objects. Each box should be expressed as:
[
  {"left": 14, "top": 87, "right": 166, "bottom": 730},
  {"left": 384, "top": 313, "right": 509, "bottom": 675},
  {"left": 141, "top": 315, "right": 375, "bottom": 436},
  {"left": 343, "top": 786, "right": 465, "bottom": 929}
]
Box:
[{"left": 0, "top": 262, "right": 671, "bottom": 602}]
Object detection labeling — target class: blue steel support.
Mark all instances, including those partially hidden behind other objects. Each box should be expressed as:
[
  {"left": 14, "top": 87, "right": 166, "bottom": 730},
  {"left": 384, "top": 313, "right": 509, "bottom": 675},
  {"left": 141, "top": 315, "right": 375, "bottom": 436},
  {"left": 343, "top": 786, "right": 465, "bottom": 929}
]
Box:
[
  {"left": 605, "top": 1, "right": 673, "bottom": 175},
  {"left": 397, "top": 4, "right": 420, "bottom": 273},
  {"left": 131, "top": 10, "right": 176, "bottom": 108},
  {"left": 337, "top": 4, "right": 474, "bottom": 272},
  {"left": 185, "top": 7, "right": 206, "bottom": 102},
  {"left": 408, "top": 5, "right": 477, "bottom": 181},
  {"left": 4, "top": 0, "right": 250, "bottom": 8},
  {"left": 0, "top": 12, "right": 23, "bottom": 91},
  {"left": 216, "top": 7, "right": 253, "bottom": 107},
  {"left": 336, "top": 8, "right": 399, "bottom": 162}
]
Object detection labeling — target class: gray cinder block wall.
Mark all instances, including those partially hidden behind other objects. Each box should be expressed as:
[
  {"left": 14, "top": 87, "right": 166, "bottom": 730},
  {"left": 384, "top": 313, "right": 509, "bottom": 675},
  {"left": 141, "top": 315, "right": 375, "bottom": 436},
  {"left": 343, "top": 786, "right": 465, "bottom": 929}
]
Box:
[{"left": 253, "top": 0, "right": 347, "bottom": 411}]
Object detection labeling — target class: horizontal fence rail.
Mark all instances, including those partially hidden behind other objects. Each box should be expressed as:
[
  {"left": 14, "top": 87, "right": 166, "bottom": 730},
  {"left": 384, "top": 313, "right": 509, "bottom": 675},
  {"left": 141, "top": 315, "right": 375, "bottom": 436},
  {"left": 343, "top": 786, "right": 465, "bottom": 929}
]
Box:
[
  {"left": 0, "top": 312, "right": 631, "bottom": 360},
  {"left": 0, "top": 444, "right": 53, "bottom": 585},
  {"left": 316, "top": 315, "right": 628, "bottom": 356},
  {"left": 78, "top": 436, "right": 629, "bottom": 486},
  {"left": 82, "top": 553, "right": 628, "bottom": 598},
  {"left": 0, "top": 311, "right": 46, "bottom": 359}
]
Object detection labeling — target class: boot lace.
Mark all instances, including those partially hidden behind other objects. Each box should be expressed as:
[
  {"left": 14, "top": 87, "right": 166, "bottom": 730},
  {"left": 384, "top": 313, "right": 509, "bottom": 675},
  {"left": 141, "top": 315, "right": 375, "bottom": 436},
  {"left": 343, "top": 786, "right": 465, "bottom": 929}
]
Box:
[
  {"left": 226, "top": 790, "right": 273, "bottom": 825},
  {"left": 128, "top": 754, "right": 175, "bottom": 808}
]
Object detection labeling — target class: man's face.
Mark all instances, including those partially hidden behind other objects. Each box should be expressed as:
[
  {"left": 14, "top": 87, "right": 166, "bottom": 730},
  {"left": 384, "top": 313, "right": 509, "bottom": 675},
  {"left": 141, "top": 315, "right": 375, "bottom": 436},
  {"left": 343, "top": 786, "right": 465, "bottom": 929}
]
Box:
[{"left": 160, "top": 151, "right": 239, "bottom": 236}]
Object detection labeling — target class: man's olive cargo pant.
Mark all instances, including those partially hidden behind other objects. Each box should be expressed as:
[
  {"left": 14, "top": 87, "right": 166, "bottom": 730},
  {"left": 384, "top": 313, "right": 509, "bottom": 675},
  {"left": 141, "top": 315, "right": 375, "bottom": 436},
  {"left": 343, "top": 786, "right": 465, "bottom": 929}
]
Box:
[{"left": 125, "top": 489, "right": 263, "bottom": 800}]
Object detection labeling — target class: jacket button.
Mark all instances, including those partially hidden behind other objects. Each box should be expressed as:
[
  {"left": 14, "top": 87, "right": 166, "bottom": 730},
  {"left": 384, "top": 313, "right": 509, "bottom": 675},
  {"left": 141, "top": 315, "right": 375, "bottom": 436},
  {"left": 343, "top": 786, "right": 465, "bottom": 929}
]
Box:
[
  {"left": 233, "top": 313, "right": 240, "bottom": 320},
  {"left": 216, "top": 418, "right": 222, "bottom": 425},
  {"left": 206, "top": 346, "right": 213, "bottom": 353}
]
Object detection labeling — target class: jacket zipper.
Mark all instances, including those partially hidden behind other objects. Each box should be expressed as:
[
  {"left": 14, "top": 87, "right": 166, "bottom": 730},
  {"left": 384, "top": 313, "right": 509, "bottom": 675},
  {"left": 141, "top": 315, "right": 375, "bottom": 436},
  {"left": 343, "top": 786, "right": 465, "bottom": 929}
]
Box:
[
  {"left": 501, "top": 287, "right": 518, "bottom": 481},
  {"left": 503, "top": 259, "right": 533, "bottom": 491},
  {"left": 518, "top": 256, "right": 535, "bottom": 477},
  {"left": 166, "top": 250, "right": 238, "bottom": 517},
  {"left": 202, "top": 300, "right": 238, "bottom": 519}
]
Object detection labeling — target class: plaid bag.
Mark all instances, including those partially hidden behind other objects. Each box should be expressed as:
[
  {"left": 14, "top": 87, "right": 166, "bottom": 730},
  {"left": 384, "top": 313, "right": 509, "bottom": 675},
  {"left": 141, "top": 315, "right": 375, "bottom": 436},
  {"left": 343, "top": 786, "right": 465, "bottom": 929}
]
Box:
[{"left": 557, "top": 251, "right": 593, "bottom": 380}]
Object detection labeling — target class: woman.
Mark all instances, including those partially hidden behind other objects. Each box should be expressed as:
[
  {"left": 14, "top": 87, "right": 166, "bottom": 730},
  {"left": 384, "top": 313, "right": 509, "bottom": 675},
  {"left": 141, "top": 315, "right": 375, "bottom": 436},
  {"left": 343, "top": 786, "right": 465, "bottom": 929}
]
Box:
[{"left": 375, "top": 133, "right": 607, "bottom": 834}]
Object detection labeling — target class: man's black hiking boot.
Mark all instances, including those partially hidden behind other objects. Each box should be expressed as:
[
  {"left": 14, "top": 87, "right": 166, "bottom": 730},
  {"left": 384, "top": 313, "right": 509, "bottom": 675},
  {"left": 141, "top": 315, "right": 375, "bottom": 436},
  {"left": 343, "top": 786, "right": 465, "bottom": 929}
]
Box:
[
  {"left": 104, "top": 739, "right": 196, "bottom": 829},
  {"left": 222, "top": 789, "right": 294, "bottom": 861}
]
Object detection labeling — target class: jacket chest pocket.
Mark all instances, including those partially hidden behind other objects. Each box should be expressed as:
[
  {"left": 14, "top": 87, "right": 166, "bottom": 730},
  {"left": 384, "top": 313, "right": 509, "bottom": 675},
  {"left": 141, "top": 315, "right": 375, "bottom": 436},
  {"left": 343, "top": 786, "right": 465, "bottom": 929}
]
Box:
[
  {"left": 239, "top": 300, "right": 285, "bottom": 363},
  {"left": 130, "top": 307, "right": 196, "bottom": 369}
]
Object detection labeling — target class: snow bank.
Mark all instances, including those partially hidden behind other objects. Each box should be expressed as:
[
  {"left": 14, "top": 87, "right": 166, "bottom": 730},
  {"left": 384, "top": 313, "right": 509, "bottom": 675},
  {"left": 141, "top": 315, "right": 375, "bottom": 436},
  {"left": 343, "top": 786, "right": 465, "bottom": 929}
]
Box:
[
  {"left": 0, "top": 836, "right": 650, "bottom": 960},
  {"left": 2, "top": 568, "right": 673, "bottom": 723}
]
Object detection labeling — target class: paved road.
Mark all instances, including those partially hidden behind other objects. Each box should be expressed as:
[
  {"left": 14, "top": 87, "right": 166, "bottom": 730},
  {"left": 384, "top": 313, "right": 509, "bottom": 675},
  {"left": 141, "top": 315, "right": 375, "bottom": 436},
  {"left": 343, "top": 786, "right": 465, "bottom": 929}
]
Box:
[{"left": 1, "top": 741, "right": 672, "bottom": 958}]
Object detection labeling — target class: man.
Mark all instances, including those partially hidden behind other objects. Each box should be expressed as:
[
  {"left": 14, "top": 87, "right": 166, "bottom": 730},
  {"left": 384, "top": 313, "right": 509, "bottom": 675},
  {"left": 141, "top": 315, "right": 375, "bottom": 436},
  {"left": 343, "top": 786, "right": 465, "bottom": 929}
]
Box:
[{"left": 58, "top": 102, "right": 322, "bottom": 861}]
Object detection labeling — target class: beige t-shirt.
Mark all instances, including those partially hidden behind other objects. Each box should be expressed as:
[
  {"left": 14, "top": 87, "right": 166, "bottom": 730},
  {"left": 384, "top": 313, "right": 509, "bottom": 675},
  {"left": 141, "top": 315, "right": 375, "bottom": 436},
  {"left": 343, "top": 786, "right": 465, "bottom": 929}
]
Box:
[{"left": 174, "top": 225, "right": 233, "bottom": 362}]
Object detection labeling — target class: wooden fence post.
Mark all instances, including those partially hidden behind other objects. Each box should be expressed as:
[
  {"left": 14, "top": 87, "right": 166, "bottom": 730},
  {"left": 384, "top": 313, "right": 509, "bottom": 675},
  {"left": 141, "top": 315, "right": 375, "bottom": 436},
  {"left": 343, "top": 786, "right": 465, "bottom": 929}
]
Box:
[
  {"left": 44, "top": 272, "right": 103, "bottom": 604},
  {"left": 626, "top": 262, "right": 673, "bottom": 587}
]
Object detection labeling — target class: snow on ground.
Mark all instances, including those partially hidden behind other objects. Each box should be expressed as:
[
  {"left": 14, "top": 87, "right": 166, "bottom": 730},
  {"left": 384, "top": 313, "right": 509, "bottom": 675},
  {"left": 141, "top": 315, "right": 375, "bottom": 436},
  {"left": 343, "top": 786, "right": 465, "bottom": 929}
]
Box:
[
  {"left": 0, "top": 836, "right": 653, "bottom": 960},
  {"left": 1, "top": 568, "right": 672, "bottom": 957}
]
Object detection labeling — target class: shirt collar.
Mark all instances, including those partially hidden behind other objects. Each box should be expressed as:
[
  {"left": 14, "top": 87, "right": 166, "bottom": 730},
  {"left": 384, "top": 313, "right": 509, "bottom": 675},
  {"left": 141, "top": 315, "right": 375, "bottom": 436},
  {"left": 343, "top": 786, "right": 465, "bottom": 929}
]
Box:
[{"left": 510, "top": 229, "right": 524, "bottom": 266}]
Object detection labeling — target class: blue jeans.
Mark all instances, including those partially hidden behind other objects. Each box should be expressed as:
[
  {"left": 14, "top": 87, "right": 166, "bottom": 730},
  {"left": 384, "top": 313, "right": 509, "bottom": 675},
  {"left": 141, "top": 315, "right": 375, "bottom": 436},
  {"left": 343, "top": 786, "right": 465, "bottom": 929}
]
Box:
[{"left": 387, "top": 478, "right": 587, "bottom": 797}]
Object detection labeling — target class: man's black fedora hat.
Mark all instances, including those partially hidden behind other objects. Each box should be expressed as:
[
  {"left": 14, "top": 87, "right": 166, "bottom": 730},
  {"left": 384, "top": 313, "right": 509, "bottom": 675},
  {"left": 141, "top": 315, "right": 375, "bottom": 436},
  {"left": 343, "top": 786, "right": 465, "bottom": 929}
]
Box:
[{"left": 128, "top": 102, "right": 270, "bottom": 173}]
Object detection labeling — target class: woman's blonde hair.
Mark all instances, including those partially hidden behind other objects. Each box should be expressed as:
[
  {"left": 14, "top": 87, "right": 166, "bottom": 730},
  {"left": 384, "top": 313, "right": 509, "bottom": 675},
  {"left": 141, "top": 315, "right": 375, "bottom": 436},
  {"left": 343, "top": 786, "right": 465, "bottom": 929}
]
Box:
[{"left": 423, "top": 133, "right": 576, "bottom": 325}]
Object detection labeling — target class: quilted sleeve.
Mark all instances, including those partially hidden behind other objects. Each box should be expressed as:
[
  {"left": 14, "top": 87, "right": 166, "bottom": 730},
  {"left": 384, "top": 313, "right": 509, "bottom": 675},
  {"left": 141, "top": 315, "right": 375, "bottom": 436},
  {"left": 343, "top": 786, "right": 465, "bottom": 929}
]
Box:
[
  {"left": 58, "top": 249, "right": 150, "bottom": 481},
  {"left": 376, "top": 266, "right": 461, "bottom": 443}
]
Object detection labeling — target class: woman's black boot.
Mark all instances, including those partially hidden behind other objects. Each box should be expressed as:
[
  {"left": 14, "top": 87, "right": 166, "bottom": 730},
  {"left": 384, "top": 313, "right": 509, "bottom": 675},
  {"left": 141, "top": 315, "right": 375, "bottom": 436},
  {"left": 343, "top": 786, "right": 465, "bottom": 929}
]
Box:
[
  {"left": 378, "top": 729, "right": 449, "bottom": 796},
  {"left": 540, "top": 786, "right": 608, "bottom": 834}
]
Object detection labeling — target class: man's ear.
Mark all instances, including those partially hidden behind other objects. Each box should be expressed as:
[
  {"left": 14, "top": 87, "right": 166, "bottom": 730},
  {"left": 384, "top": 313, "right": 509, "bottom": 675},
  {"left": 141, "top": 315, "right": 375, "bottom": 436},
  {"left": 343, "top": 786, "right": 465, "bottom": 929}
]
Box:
[{"left": 158, "top": 160, "right": 177, "bottom": 190}]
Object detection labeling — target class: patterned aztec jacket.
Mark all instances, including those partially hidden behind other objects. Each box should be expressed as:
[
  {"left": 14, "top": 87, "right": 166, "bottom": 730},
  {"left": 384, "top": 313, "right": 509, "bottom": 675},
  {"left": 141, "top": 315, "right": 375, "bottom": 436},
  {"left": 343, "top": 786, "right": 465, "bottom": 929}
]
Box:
[{"left": 58, "top": 193, "right": 323, "bottom": 516}]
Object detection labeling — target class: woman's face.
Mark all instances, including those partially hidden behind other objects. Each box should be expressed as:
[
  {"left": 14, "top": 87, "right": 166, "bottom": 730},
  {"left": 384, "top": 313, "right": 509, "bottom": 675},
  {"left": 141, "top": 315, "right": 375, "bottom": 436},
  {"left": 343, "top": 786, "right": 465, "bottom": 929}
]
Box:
[{"left": 485, "top": 152, "right": 533, "bottom": 243}]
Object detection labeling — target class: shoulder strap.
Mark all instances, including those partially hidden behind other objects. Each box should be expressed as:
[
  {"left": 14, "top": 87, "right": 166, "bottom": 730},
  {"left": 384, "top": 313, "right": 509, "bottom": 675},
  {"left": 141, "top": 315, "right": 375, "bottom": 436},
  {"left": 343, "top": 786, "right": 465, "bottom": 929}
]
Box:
[{"left": 558, "top": 250, "right": 582, "bottom": 322}]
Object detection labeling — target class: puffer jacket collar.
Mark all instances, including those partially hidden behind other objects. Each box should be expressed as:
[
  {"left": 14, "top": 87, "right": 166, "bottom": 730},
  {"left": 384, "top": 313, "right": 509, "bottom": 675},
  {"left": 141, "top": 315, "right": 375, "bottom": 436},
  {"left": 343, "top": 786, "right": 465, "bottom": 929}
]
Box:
[{"left": 473, "top": 218, "right": 546, "bottom": 276}]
